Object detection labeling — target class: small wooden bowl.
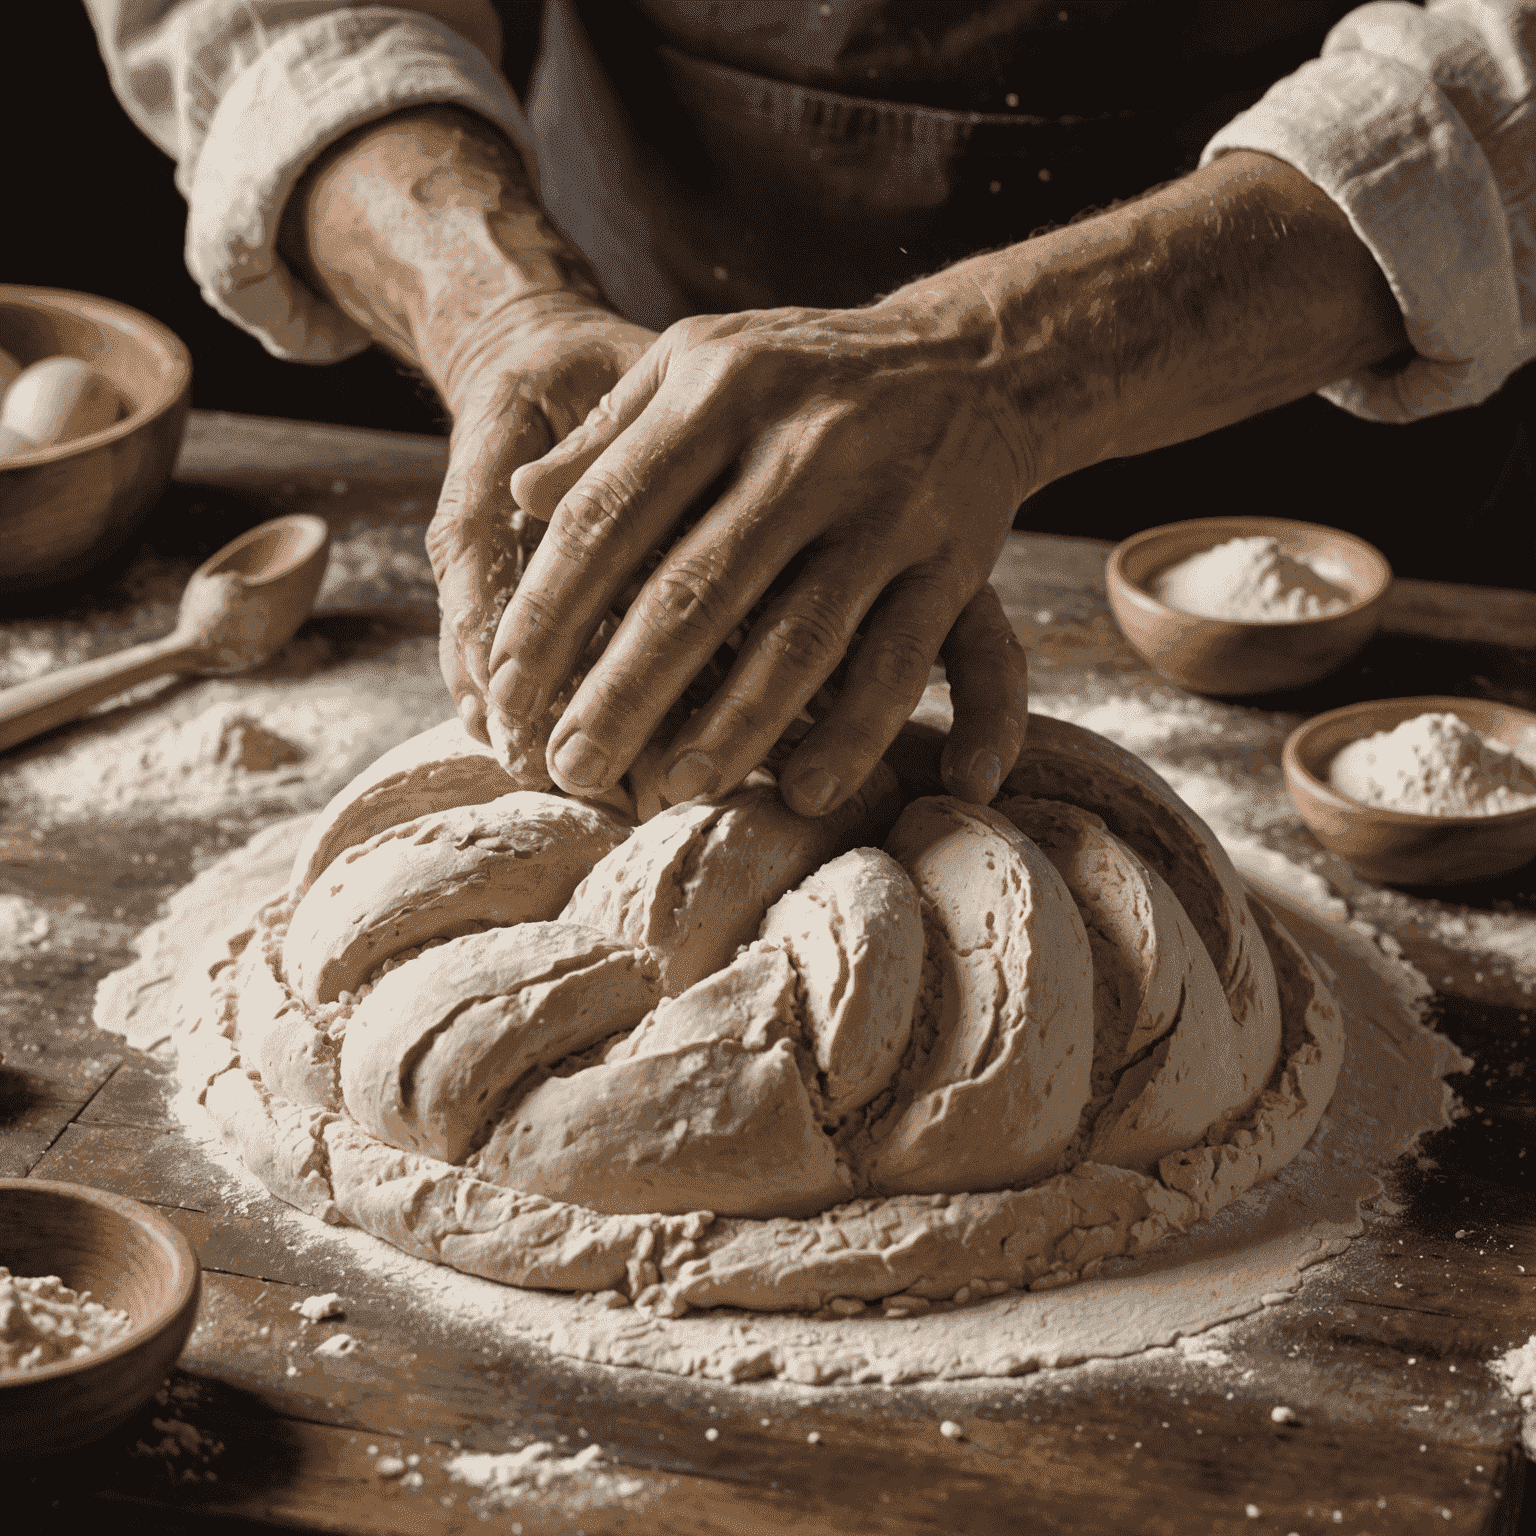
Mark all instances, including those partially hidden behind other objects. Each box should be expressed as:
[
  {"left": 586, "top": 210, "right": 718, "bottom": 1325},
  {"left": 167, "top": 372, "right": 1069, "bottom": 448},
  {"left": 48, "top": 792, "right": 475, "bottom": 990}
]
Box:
[
  {"left": 0, "top": 1179, "right": 201, "bottom": 1460},
  {"left": 0, "top": 286, "right": 192, "bottom": 592},
  {"left": 1106, "top": 517, "right": 1392, "bottom": 695},
  {"left": 1283, "top": 695, "right": 1536, "bottom": 885}
]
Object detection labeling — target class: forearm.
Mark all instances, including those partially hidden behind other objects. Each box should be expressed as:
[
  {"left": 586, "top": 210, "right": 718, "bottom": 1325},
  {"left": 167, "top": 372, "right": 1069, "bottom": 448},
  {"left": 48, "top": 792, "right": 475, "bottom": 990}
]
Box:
[
  {"left": 951, "top": 150, "right": 1410, "bottom": 485},
  {"left": 278, "top": 105, "right": 609, "bottom": 408}
]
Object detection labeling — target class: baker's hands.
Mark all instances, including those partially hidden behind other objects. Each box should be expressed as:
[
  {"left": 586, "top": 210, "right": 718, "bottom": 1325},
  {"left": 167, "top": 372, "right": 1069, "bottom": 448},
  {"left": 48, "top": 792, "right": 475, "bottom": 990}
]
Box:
[
  {"left": 488, "top": 282, "right": 1035, "bottom": 816},
  {"left": 424, "top": 296, "right": 655, "bottom": 743}
]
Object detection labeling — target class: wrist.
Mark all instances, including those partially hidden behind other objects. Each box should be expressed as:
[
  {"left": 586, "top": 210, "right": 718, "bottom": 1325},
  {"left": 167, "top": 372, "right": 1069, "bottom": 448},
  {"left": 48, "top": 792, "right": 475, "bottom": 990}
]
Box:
[
  {"left": 280, "top": 106, "right": 612, "bottom": 405},
  {"left": 944, "top": 151, "right": 1410, "bottom": 486}
]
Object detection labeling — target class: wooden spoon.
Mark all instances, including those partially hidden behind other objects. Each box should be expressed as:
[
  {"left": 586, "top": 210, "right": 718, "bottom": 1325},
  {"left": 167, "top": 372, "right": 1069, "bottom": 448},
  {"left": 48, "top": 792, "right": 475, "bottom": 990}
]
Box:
[{"left": 0, "top": 514, "right": 331, "bottom": 754}]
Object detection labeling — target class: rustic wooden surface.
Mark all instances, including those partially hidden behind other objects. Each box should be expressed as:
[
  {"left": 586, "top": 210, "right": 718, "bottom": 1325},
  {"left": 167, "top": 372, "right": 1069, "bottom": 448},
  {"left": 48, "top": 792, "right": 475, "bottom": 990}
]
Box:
[{"left": 1, "top": 411, "right": 1533, "bottom": 1535}]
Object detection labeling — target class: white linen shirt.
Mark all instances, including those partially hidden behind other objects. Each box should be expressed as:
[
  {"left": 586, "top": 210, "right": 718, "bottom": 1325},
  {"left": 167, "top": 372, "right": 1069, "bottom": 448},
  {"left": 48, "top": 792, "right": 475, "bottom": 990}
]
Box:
[{"left": 85, "top": 0, "right": 1536, "bottom": 423}]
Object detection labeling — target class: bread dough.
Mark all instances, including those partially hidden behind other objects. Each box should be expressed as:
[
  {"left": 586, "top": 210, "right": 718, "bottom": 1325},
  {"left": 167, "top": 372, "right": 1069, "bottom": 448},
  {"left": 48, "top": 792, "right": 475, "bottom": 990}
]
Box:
[
  {"left": 284, "top": 792, "right": 630, "bottom": 1006},
  {"left": 865, "top": 797, "right": 1094, "bottom": 1194},
  {"left": 997, "top": 798, "right": 1248, "bottom": 1172},
  {"left": 140, "top": 709, "right": 1389, "bottom": 1328}
]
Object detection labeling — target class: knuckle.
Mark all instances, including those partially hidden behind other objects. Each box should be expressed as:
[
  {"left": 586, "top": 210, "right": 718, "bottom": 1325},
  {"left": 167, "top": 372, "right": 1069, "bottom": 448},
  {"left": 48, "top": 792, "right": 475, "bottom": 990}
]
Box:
[
  {"left": 829, "top": 713, "right": 886, "bottom": 765},
  {"left": 551, "top": 465, "right": 644, "bottom": 555},
  {"left": 759, "top": 595, "right": 849, "bottom": 675},
  {"left": 636, "top": 558, "right": 732, "bottom": 645},
  {"left": 668, "top": 314, "right": 720, "bottom": 351},
  {"left": 503, "top": 582, "right": 565, "bottom": 647},
  {"left": 857, "top": 628, "right": 934, "bottom": 699},
  {"left": 711, "top": 694, "right": 776, "bottom": 752}
]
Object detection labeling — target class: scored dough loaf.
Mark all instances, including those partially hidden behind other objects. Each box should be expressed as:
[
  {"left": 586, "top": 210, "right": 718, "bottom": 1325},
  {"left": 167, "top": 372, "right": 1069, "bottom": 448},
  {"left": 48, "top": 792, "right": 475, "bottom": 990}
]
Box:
[
  {"left": 867, "top": 796, "right": 1095, "bottom": 1195},
  {"left": 476, "top": 1035, "right": 854, "bottom": 1219},
  {"left": 339, "top": 921, "right": 663, "bottom": 1164},
  {"left": 192, "top": 710, "right": 1354, "bottom": 1317},
  {"left": 562, "top": 764, "right": 902, "bottom": 996},
  {"left": 998, "top": 797, "right": 1249, "bottom": 1173},
  {"left": 282, "top": 792, "right": 630, "bottom": 1006},
  {"left": 757, "top": 847, "right": 923, "bottom": 1119},
  {"left": 1003, "top": 715, "right": 1283, "bottom": 1112}
]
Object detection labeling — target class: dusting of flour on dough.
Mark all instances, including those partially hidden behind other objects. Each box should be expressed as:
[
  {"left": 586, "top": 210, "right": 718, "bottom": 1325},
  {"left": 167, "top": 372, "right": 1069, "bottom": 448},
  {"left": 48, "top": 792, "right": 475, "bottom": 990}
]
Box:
[{"left": 96, "top": 795, "right": 1464, "bottom": 1387}]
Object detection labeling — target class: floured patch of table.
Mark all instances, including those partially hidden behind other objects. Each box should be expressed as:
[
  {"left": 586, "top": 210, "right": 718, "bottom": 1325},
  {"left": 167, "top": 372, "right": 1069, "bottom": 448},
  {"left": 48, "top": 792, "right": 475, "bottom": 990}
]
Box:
[{"left": 97, "top": 750, "right": 1461, "bottom": 1385}]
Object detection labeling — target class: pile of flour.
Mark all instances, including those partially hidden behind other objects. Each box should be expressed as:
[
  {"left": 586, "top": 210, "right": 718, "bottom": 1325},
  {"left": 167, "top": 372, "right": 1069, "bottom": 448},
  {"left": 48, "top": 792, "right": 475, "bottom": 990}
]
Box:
[
  {"left": 1153, "top": 536, "right": 1354, "bottom": 622},
  {"left": 0, "top": 1268, "right": 133, "bottom": 1372},
  {"left": 1328, "top": 713, "right": 1536, "bottom": 817},
  {"left": 1492, "top": 1334, "right": 1536, "bottom": 1457},
  {"left": 0, "top": 638, "right": 453, "bottom": 828}
]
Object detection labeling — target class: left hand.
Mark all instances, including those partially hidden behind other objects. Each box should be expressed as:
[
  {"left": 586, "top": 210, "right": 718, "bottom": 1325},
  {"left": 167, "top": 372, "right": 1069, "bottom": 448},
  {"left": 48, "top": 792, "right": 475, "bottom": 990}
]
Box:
[
  {"left": 423, "top": 297, "right": 656, "bottom": 751},
  {"left": 487, "top": 278, "right": 1034, "bottom": 816}
]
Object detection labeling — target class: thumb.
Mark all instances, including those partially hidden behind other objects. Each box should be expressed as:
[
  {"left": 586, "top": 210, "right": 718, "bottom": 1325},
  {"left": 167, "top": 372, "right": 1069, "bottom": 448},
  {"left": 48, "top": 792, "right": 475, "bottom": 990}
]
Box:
[
  {"left": 508, "top": 334, "right": 671, "bottom": 520},
  {"left": 427, "top": 390, "right": 553, "bottom": 724}
]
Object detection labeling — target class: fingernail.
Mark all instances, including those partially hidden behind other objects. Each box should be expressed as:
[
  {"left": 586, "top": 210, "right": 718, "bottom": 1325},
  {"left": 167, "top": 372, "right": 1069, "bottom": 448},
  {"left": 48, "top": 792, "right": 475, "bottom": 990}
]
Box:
[
  {"left": 552, "top": 731, "right": 610, "bottom": 789},
  {"left": 971, "top": 750, "right": 1003, "bottom": 803},
  {"left": 665, "top": 751, "right": 717, "bottom": 802},
  {"left": 787, "top": 767, "right": 839, "bottom": 816}
]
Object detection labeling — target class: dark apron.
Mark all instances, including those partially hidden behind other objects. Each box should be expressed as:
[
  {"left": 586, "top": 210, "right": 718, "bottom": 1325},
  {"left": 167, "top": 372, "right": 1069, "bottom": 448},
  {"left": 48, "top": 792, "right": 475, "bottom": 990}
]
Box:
[{"left": 507, "top": 0, "right": 1533, "bottom": 586}]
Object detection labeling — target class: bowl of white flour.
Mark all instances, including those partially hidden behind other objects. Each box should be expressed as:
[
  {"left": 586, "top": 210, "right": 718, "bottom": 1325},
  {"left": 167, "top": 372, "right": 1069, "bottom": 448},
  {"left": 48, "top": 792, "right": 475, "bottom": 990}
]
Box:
[
  {"left": 0, "top": 1179, "right": 201, "bottom": 1459},
  {"left": 1106, "top": 517, "right": 1391, "bottom": 695},
  {"left": 1283, "top": 695, "right": 1536, "bottom": 884}
]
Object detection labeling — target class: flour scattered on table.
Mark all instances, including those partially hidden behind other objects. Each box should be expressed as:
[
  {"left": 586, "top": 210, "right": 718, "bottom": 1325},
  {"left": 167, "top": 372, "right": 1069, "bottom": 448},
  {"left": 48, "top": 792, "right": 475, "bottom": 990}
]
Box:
[
  {"left": 1, "top": 637, "right": 452, "bottom": 827},
  {"left": 0, "top": 1268, "right": 132, "bottom": 1373},
  {"left": 448, "top": 1443, "right": 644, "bottom": 1506},
  {"left": 1177, "top": 1333, "right": 1233, "bottom": 1368},
  {"left": 292, "top": 1291, "right": 344, "bottom": 1322},
  {"left": 130, "top": 1416, "right": 225, "bottom": 1482},
  {"left": 0, "top": 895, "right": 52, "bottom": 959}
]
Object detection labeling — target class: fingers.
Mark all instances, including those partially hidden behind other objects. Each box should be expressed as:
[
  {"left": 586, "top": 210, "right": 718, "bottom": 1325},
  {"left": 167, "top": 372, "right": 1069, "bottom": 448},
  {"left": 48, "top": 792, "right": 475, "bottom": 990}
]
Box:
[
  {"left": 651, "top": 540, "right": 908, "bottom": 813},
  {"left": 426, "top": 388, "right": 552, "bottom": 733},
  {"left": 507, "top": 336, "right": 668, "bottom": 521},
  {"left": 442, "top": 627, "right": 492, "bottom": 745},
  {"left": 770, "top": 565, "right": 963, "bottom": 816},
  {"left": 939, "top": 582, "right": 1029, "bottom": 805},
  {"left": 487, "top": 356, "right": 747, "bottom": 749},
  {"left": 541, "top": 439, "right": 839, "bottom": 797}
]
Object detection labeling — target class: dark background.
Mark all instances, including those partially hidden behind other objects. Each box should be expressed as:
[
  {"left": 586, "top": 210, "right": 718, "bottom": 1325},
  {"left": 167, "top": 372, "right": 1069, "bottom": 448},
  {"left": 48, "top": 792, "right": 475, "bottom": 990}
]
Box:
[
  {"left": 11, "top": 3, "right": 450, "bottom": 437},
  {"left": 9, "top": 4, "right": 1535, "bottom": 587}
]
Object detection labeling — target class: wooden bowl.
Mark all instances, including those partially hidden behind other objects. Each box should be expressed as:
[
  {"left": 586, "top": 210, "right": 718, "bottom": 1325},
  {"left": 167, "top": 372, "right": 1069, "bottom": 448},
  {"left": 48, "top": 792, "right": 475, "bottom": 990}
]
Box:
[
  {"left": 1105, "top": 517, "right": 1392, "bottom": 695},
  {"left": 0, "top": 1179, "right": 201, "bottom": 1460},
  {"left": 1283, "top": 695, "right": 1536, "bottom": 885},
  {"left": 0, "top": 286, "right": 192, "bottom": 592}
]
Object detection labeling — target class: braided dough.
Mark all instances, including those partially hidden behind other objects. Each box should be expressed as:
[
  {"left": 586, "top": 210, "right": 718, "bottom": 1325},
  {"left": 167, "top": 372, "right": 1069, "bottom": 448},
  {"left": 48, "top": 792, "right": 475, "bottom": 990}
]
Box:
[{"left": 186, "top": 714, "right": 1344, "bottom": 1315}]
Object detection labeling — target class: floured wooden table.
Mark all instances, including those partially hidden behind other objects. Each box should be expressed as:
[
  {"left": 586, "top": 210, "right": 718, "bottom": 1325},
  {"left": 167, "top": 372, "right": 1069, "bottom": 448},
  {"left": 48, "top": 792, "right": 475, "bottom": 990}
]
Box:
[{"left": 2, "top": 412, "right": 1532, "bottom": 1535}]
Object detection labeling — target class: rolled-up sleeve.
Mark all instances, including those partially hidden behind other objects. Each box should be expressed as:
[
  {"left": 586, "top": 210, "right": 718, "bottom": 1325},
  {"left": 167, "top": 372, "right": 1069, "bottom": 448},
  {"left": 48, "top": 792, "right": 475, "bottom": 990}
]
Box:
[
  {"left": 84, "top": 2, "right": 533, "bottom": 362},
  {"left": 1203, "top": 0, "right": 1536, "bottom": 423}
]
